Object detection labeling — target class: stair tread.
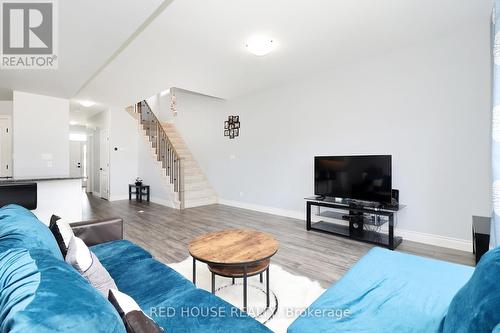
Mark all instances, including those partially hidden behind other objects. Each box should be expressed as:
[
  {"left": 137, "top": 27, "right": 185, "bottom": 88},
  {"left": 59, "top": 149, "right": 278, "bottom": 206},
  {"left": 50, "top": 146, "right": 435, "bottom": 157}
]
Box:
[{"left": 131, "top": 108, "right": 217, "bottom": 209}]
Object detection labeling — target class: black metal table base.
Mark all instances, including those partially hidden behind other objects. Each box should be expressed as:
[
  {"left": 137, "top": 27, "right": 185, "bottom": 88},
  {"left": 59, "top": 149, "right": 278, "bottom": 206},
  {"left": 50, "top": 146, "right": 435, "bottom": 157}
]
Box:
[{"left": 192, "top": 258, "right": 270, "bottom": 312}]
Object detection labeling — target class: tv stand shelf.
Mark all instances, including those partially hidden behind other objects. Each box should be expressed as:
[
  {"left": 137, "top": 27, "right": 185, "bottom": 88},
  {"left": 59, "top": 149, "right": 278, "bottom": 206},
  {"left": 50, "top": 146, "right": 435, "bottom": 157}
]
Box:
[
  {"left": 316, "top": 211, "right": 346, "bottom": 220},
  {"left": 305, "top": 197, "right": 406, "bottom": 250},
  {"left": 316, "top": 210, "right": 388, "bottom": 226}
]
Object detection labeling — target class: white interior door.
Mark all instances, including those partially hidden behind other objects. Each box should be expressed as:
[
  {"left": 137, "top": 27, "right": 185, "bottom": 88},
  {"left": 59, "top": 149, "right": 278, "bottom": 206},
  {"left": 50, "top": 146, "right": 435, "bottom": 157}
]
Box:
[
  {"left": 82, "top": 143, "right": 88, "bottom": 189},
  {"left": 86, "top": 134, "right": 94, "bottom": 193},
  {"left": 99, "top": 129, "right": 110, "bottom": 199},
  {"left": 0, "top": 117, "right": 12, "bottom": 177},
  {"left": 69, "top": 141, "right": 83, "bottom": 178}
]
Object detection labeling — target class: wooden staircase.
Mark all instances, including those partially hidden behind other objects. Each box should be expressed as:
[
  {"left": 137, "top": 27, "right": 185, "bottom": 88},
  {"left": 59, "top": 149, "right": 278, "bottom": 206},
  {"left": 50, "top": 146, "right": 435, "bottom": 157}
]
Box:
[
  {"left": 161, "top": 122, "right": 217, "bottom": 208},
  {"left": 128, "top": 101, "right": 217, "bottom": 209}
]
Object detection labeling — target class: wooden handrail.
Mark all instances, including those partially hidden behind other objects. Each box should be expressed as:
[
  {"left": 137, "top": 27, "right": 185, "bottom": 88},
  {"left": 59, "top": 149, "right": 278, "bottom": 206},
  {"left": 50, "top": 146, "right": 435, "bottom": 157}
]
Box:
[
  {"left": 134, "top": 101, "right": 184, "bottom": 209},
  {"left": 143, "top": 100, "right": 181, "bottom": 158}
]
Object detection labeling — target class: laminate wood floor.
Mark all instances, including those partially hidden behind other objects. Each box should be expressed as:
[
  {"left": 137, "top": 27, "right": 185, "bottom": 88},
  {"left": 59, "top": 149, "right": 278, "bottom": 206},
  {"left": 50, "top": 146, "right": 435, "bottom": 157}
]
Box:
[{"left": 83, "top": 194, "right": 474, "bottom": 288}]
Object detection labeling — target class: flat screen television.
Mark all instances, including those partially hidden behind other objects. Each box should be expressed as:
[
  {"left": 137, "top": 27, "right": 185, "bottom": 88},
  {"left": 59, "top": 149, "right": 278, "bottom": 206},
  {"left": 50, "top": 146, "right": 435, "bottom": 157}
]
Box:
[{"left": 314, "top": 155, "right": 392, "bottom": 204}]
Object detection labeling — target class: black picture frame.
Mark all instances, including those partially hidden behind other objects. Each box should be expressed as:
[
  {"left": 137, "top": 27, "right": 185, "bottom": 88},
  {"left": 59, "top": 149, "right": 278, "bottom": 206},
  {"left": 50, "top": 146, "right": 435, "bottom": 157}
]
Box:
[{"left": 224, "top": 115, "right": 240, "bottom": 139}]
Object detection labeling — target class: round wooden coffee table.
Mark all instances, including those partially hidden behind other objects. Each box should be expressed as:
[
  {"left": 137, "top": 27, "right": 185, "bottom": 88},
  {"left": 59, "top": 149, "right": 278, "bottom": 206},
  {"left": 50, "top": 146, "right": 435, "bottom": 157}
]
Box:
[{"left": 188, "top": 229, "right": 279, "bottom": 312}]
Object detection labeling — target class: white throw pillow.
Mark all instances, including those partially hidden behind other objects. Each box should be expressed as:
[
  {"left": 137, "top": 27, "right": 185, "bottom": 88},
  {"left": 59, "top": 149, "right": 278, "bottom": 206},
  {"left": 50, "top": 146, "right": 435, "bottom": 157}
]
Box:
[
  {"left": 66, "top": 235, "right": 117, "bottom": 296},
  {"left": 49, "top": 216, "right": 75, "bottom": 257},
  {"left": 65, "top": 236, "right": 92, "bottom": 272},
  {"left": 56, "top": 218, "right": 74, "bottom": 249},
  {"left": 108, "top": 289, "right": 164, "bottom": 333},
  {"left": 109, "top": 289, "right": 142, "bottom": 313}
]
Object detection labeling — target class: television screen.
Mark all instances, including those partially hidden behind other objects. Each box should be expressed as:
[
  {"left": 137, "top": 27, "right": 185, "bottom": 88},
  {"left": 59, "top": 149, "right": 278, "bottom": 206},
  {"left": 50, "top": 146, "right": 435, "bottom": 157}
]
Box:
[{"left": 314, "top": 155, "right": 392, "bottom": 204}]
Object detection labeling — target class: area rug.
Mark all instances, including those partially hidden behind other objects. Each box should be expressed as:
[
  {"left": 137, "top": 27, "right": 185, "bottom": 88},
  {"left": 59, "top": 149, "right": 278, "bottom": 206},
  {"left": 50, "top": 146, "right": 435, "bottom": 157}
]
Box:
[{"left": 168, "top": 257, "right": 326, "bottom": 333}]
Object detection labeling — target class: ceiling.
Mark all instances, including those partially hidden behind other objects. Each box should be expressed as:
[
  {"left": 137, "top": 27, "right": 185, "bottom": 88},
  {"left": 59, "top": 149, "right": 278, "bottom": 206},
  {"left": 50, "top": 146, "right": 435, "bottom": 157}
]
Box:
[
  {"left": 75, "top": 0, "right": 492, "bottom": 107},
  {"left": 69, "top": 101, "right": 106, "bottom": 125},
  {"left": 0, "top": 0, "right": 491, "bottom": 107},
  {"left": 0, "top": 0, "right": 164, "bottom": 100}
]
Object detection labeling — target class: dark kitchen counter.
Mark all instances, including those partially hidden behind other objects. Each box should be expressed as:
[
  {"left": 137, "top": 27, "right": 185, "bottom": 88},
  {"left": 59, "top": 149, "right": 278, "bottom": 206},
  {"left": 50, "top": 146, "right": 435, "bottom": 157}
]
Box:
[{"left": 0, "top": 176, "right": 83, "bottom": 183}]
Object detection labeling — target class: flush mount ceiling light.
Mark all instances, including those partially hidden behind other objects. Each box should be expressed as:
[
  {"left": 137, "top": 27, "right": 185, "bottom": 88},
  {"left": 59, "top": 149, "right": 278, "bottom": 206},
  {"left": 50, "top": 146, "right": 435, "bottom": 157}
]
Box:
[
  {"left": 79, "top": 100, "right": 95, "bottom": 108},
  {"left": 245, "top": 35, "right": 276, "bottom": 56}
]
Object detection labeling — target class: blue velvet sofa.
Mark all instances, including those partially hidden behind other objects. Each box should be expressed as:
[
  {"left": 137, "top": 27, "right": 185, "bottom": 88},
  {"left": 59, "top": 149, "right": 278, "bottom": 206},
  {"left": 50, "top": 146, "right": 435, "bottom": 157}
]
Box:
[
  {"left": 288, "top": 247, "right": 498, "bottom": 333},
  {"left": 0, "top": 204, "right": 272, "bottom": 333}
]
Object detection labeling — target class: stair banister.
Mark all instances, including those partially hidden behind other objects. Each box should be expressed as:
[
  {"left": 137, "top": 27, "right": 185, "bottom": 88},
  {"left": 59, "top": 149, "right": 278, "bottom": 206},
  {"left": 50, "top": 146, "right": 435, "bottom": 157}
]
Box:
[{"left": 135, "top": 101, "right": 184, "bottom": 209}]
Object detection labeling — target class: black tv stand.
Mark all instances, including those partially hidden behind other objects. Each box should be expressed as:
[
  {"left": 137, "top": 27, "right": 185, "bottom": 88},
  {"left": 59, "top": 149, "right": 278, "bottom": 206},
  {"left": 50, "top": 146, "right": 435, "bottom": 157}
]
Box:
[{"left": 305, "top": 197, "right": 406, "bottom": 250}]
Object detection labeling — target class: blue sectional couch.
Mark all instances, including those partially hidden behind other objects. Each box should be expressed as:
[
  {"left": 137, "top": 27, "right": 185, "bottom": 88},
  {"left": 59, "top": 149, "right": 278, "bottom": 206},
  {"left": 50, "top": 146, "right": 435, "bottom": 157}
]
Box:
[
  {"left": 0, "top": 204, "right": 272, "bottom": 333},
  {"left": 3, "top": 202, "right": 499, "bottom": 333},
  {"left": 288, "top": 247, "right": 500, "bottom": 333},
  {"left": 91, "top": 239, "right": 272, "bottom": 332}
]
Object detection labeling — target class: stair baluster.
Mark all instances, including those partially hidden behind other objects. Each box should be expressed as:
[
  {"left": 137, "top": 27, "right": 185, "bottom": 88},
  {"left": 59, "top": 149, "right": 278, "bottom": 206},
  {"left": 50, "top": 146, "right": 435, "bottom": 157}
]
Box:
[{"left": 134, "top": 101, "right": 184, "bottom": 209}]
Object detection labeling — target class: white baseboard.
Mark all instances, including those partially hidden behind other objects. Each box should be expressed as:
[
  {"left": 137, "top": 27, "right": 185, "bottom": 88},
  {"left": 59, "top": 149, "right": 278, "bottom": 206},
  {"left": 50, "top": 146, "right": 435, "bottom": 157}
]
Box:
[
  {"left": 149, "top": 196, "right": 176, "bottom": 209},
  {"left": 219, "top": 198, "right": 472, "bottom": 252},
  {"left": 108, "top": 194, "right": 178, "bottom": 209},
  {"left": 219, "top": 199, "right": 304, "bottom": 220},
  {"left": 394, "top": 228, "right": 472, "bottom": 252},
  {"left": 109, "top": 195, "right": 129, "bottom": 201}
]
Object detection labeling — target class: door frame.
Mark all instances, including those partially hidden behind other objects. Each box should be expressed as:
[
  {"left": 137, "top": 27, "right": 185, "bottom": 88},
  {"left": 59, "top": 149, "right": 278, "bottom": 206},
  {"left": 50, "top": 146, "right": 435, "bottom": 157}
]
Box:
[{"left": 99, "top": 128, "right": 110, "bottom": 200}]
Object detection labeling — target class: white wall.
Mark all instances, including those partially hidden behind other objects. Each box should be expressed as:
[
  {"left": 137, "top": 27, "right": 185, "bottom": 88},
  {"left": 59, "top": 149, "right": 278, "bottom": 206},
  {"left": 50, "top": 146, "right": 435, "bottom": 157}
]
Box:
[
  {"left": 33, "top": 179, "right": 83, "bottom": 224},
  {"left": 13, "top": 91, "right": 70, "bottom": 177},
  {"left": 159, "top": 92, "right": 174, "bottom": 122},
  {"left": 146, "top": 94, "right": 160, "bottom": 115},
  {"left": 108, "top": 107, "right": 138, "bottom": 200},
  {"left": 172, "top": 26, "right": 491, "bottom": 250},
  {"left": 87, "top": 106, "right": 173, "bottom": 202},
  {"left": 92, "top": 103, "right": 177, "bottom": 205},
  {"left": 169, "top": 90, "right": 225, "bottom": 195},
  {"left": 0, "top": 101, "right": 12, "bottom": 115},
  {"left": 147, "top": 92, "right": 173, "bottom": 123},
  {"left": 87, "top": 109, "right": 110, "bottom": 130},
  {"left": 137, "top": 133, "right": 177, "bottom": 207},
  {"left": 69, "top": 124, "right": 87, "bottom": 135}
]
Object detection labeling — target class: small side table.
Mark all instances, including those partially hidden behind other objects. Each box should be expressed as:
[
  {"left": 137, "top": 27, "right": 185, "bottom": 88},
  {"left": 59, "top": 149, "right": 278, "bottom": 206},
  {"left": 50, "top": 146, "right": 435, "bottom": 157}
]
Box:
[
  {"left": 472, "top": 216, "right": 491, "bottom": 265},
  {"left": 129, "top": 184, "right": 150, "bottom": 202}
]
